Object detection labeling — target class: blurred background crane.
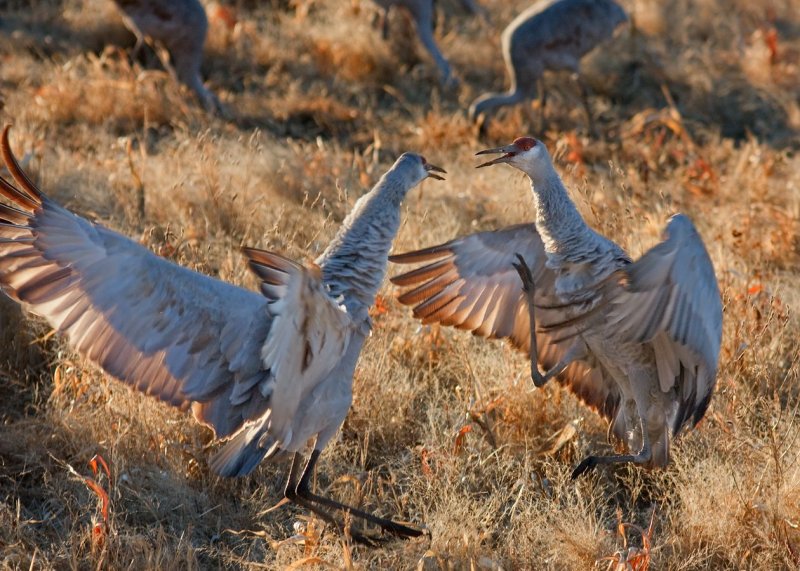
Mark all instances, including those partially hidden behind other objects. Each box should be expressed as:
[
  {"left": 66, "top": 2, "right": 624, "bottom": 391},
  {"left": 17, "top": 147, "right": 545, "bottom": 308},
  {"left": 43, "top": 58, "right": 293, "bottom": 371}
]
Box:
[
  {"left": 469, "top": 0, "right": 628, "bottom": 132},
  {"left": 372, "top": 0, "right": 486, "bottom": 87},
  {"left": 112, "top": 0, "right": 224, "bottom": 114}
]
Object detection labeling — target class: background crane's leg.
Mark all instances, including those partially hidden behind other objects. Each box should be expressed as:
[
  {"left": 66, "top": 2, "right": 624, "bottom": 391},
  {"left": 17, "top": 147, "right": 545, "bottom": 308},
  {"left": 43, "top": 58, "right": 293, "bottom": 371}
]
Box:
[
  {"left": 573, "top": 73, "right": 596, "bottom": 137},
  {"left": 294, "top": 449, "right": 424, "bottom": 540},
  {"left": 380, "top": 7, "right": 390, "bottom": 40},
  {"left": 412, "top": 10, "right": 456, "bottom": 87},
  {"left": 475, "top": 113, "right": 489, "bottom": 138},
  {"left": 537, "top": 78, "right": 547, "bottom": 133},
  {"left": 513, "top": 254, "right": 584, "bottom": 387},
  {"left": 459, "top": 0, "right": 487, "bottom": 18}
]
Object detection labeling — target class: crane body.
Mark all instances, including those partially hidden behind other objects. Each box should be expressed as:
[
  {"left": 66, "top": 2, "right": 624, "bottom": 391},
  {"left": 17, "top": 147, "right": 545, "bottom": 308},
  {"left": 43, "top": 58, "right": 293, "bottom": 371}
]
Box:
[
  {"left": 0, "top": 126, "right": 444, "bottom": 542},
  {"left": 391, "top": 137, "right": 722, "bottom": 477}
]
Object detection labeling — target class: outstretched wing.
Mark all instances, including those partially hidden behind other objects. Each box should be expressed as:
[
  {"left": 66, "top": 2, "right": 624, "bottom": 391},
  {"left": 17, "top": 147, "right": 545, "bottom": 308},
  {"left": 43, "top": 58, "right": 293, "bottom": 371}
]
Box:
[
  {"left": 0, "top": 127, "right": 353, "bottom": 475},
  {"left": 390, "top": 224, "right": 622, "bottom": 423},
  {"left": 602, "top": 214, "right": 722, "bottom": 433},
  {"left": 390, "top": 225, "right": 551, "bottom": 349}
]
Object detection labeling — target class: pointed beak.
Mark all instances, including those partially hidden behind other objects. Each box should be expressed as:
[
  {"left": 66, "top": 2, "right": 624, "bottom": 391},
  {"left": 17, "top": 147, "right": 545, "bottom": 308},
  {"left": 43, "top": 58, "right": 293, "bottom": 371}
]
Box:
[
  {"left": 425, "top": 162, "right": 446, "bottom": 180},
  {"left": 475, "top": 145, "right": 518, "bottom": 169}
]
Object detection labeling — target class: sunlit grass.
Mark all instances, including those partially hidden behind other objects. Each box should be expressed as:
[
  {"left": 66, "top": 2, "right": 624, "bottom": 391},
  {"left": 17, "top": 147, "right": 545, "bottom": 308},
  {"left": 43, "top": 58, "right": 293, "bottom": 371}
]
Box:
[{"left": 0, "top": 0, "right": 798, "bottom": 568}]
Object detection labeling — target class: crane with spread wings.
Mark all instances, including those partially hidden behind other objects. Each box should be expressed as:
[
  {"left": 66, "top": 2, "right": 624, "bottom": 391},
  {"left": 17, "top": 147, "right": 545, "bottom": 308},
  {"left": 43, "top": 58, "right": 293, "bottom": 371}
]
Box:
[
  {"left": 0, "top": 126, "right": 445, "bottom": 543},
  {"left": 391, "top": 137, "right": 722, "bottom": 477}
]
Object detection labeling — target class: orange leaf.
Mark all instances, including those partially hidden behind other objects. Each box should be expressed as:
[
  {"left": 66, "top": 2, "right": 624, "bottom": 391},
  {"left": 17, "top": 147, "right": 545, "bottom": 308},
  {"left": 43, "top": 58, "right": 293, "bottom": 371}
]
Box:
[
  {"left": 370, "top": 294, "right": 390, "bottom": 317},
  {"left": 748, "top": 284, "right": 764, "bottom": 295},
  {"left": 453, "top": 425, "right": 472, "bottom": 455},
  {"left": 765, "top": 27, "right": 779, "bottom": 65},
  {"left": 84, "top": 477, "right": 110, "bottom": 540},
  {"left": 89, "top": 454, "right": 111, "bottom": 482},
  {"left": 210, "top": 5, "right": 238, "bottom": 30}
]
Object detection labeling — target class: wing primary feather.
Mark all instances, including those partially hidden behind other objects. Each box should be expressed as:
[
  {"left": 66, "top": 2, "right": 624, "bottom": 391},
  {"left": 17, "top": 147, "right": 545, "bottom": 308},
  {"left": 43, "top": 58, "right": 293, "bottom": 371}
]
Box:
[
  {"left": 0, "top": 175, "right": 38, "bottom": 211},
  {"left": 0, "top": 203, "right": 31, "bottom": 224},
  {"left": 396, "top": 270, "right": 459, "bottom": 305},
  {"left": 412, "top": 286, "right": 462, "bottom": 319},
  {"left": 420, "top": 294, "right": 463, "bottom": 324},
  {"left": 390, "top": 258, "right": 453, "bottom": 287},
  {"left": 1, "top": 127, "right": 42, "bottom": 204},
  {"left": 389, "top": 243, "right": 453, "bottom": 264}
]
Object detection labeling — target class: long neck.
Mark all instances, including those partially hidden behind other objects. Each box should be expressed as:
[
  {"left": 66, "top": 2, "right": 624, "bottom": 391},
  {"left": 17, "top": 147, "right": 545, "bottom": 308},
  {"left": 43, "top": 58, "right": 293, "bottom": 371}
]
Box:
[
  {"left": 524, "top": 161, "right": 592, "bottom": 256},
  {"left": 317, "top": 173, "right": 407, "bottom": 319}
]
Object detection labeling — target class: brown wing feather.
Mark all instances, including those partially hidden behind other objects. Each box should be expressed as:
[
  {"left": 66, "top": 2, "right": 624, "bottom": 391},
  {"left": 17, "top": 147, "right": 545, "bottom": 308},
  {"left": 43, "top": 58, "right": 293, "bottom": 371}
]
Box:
[{"left": 391, "top": 224, "right": 622, "bottom": 422}]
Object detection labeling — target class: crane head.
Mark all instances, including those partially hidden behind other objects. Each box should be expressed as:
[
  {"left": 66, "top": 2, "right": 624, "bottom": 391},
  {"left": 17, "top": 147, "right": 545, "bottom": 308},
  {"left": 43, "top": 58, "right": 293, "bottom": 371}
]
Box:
[
  {"left": 421, "top": 156, "right": 447, "bottom": 180},
  {"left": 475, "top": 137, "right": 542, "bottom": 169},
  {"left": 394, "top": 153, "right": 447, "bottom": 190}
]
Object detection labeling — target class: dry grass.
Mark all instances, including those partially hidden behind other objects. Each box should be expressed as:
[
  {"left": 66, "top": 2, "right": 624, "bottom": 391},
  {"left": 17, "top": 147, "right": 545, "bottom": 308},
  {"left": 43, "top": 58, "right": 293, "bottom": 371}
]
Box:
[{"left": 1, "top": 0, "right": 799, "bottom": 568}]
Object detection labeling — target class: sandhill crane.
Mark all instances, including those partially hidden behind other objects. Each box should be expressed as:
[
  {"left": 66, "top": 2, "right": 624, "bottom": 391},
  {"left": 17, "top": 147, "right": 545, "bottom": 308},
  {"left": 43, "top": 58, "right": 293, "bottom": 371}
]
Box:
[
  {"left": 372, "top": 0, "right": 476, "bottom": 86},
  {"left": 390, "top": 137, "right": 722, "bottom": 477},
  {"left": 468, "top": 0, "right": 628, "bottom": 132},
  {"left": 112, "top": 0, "right": 224, "bottom": 115},
  {"left": 0, "top": 126, "right": 444, "bottom": 543}
]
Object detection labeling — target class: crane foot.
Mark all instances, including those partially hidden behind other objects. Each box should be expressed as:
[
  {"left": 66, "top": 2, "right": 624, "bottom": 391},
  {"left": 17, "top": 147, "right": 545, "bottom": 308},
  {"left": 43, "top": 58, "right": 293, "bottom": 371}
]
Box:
[{"left": 571, "top": 455, "right": 599, "bottom": 479}]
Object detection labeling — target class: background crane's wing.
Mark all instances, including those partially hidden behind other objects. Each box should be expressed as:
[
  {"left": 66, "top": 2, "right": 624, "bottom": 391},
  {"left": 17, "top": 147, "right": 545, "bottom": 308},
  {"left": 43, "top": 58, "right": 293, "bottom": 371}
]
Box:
[
  {"left": 390, "top": 224, "right": 622, "bottom": 427},
  {"left": 0, "top": 130, "right": 353, "bottom": 475},
  {"left": 585, "top": 214, "right": 722, "bottom": 434}
]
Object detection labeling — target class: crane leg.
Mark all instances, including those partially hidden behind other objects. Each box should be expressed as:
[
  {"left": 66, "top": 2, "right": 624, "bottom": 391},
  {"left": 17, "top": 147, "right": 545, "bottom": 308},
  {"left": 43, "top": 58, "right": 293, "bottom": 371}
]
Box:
[
  {"left": 512, "top": 254, "right": 583, "bottom": 388},
  {"left": 371, "top": 5, "right": 392, "bottom": 40},
  {"left": 573, "top": 73, "right": 597, "bottom": 137},
  {"left": 538, "top": 78, "right": 547, "bottom": 133},
  {"left": 476, "top": 113, "right": 489, "bottom": 138},
  {"left": 571, "top": 407, "right": 653, "bottom": 478},
  {"left": 131, "top": 32, "right": 145, "bottom": 61},
  {"left": 570, "top": 445, "right": 652, "bottom": 479},
  {"left": 285, "top": 450, "right": 425, "bottom": 545}
]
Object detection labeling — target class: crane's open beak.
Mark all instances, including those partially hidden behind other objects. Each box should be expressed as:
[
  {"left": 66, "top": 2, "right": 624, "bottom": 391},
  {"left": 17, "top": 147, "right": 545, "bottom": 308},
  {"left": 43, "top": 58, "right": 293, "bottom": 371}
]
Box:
[
  {"left": 475, "top": 144, "right": 518, "bottom": 168},
  {"left": 425, "top": 163, "right": 447, "bottom": 180}
]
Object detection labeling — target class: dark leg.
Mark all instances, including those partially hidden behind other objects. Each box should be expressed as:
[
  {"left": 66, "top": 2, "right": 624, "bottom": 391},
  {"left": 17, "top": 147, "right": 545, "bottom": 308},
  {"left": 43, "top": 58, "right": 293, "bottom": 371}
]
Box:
[
  {"left": 295, "top": 450, "right": 424, "bottom": 540},
  {"left": 381, "top": 8, "right": 390, "bottom": 40},
  {"left": 284, "top": 452, "right": 341, "bottom": 528},
  {"left": 574, "top": 73, "right": 596, "bottom": 137},
  {"left": 538, "top": 78, "right": 547, "bottom": 133},
  {"left": 477, "top": 114, "right": 488, "bottom": 138},
  {"left": 512, "top": 254, "right": 582, "bottom": 388},
  {"left": 571, "top": 449, "right": 652, "bottom": 479},
  {"left": 571, "top": 417, "right": 653, "bottom": 479},
  {"left": 284, "top": 453, "right": 385, "bottom": 546}
]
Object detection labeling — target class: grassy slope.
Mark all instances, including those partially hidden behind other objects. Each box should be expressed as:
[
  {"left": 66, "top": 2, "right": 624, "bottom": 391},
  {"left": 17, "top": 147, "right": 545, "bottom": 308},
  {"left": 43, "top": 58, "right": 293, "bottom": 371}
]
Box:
[{"left": 0, "top": 0, "right": 799, "bottom": 568}]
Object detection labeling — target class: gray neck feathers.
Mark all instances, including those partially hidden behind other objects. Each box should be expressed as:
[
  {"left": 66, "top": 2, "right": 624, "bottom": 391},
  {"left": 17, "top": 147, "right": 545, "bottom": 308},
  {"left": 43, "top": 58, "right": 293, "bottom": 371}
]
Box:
[
  {"left": 526, "top": 160, "right": 591, "bottom": 257},
  {"left": 317, "top": 167, "right": 411, "bottom": 319},
  {"left": 525, "top": 158, "right": 631, "bottom": 269}
]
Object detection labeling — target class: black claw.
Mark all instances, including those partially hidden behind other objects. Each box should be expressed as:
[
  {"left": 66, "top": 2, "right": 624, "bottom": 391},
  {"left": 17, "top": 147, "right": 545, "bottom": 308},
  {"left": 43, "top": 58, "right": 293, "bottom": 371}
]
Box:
[
  {"left": 571, "top": 456, "right": 598, "bottom": 479},
  {"left": 387, "top": 520, "right": 427, "bottom": 540},
  {"left": 513, "top": 253, "right": 534, "bottom": 291},
  {"left": 348, "top": 521, "right": 425, "bottom": 546},
  {"left": 532, "top": 373, "right": 548, "bottom": 388},
  {"left": 349, "top": 529, "right": 389, "bottom": 547}
]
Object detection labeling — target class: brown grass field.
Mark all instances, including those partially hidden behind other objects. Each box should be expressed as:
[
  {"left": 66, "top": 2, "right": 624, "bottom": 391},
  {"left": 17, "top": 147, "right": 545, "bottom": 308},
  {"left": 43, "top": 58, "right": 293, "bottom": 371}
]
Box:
[{"left": 1, "top": 0, "right": 799, "bottom": 568}]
